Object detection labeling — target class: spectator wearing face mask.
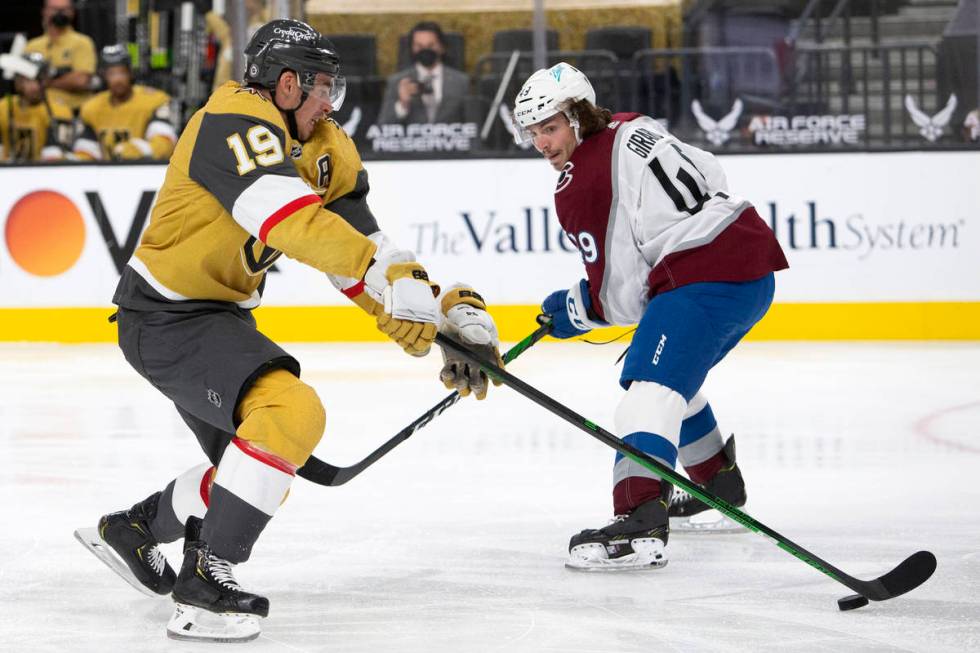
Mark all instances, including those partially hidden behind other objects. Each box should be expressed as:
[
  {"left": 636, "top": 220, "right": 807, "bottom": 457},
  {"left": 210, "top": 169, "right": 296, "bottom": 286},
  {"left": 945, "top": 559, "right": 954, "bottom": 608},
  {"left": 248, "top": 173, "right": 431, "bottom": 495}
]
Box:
[
  {"left": 378, "top": 21, "right": 469, "bottom": 125},
  {"left": 24, "top": 0, "right": 97, "bottom": 113}
]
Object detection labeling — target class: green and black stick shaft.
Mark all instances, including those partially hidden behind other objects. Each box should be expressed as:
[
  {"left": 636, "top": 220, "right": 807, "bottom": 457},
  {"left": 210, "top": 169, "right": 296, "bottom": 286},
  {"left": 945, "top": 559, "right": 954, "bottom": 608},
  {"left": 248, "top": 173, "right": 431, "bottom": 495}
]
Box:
[
  {"left": 435, "top": 333, "right": 937, "bottom": 606},
  {"left": 297, "top": 322, "right": 552, "bottom": 487}
]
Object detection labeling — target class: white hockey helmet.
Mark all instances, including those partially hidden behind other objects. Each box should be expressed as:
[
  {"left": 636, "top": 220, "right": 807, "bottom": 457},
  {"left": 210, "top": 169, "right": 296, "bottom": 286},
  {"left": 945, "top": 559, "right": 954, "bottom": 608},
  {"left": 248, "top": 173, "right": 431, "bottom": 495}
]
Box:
[{"left": 512, "top": 62, "right": 596, "bottom": 144}]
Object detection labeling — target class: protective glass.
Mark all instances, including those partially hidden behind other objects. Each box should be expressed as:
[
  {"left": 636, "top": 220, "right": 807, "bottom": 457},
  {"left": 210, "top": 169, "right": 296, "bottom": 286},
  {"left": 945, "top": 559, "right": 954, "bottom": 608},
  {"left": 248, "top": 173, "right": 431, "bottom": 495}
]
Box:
[
  {"left": 304, "top": 73, "right": 346, "bottom": 111},
  {"left": 511, "top": 109, "right": 561, "bottom": 146},
  {"left": 512, "top": 116, "right": 535, "bottom": 145}
]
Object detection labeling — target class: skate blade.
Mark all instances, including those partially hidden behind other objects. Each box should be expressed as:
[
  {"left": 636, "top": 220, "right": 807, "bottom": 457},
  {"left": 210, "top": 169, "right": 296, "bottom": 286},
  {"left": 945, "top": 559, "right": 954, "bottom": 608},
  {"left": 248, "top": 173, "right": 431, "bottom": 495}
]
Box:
[
  {"left": 166, "top": 603, "right": 262, "bottom": 643},
  {"left": 670, "top": 509, "right": 748, "bottom": 534},
  {"left": 565, "top": 538, "right": 668, "bottom": 572},
  {"left": 73, "top": 527, "right": 159, "bottom": 598}
]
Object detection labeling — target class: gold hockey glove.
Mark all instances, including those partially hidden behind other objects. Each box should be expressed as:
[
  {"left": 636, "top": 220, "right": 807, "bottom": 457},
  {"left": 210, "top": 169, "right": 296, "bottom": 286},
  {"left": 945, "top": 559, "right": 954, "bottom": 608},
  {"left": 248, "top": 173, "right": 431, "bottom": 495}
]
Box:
[{"left": 438, "top": 285, "right": 503, "bottom": 400}]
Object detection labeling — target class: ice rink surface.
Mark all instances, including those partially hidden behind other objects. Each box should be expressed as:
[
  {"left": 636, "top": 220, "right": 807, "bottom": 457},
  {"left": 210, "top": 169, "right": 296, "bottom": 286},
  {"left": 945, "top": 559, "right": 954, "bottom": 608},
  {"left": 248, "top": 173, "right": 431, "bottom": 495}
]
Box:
[{"left": 1, "top": 340, "right": 978, "bottom": 652}]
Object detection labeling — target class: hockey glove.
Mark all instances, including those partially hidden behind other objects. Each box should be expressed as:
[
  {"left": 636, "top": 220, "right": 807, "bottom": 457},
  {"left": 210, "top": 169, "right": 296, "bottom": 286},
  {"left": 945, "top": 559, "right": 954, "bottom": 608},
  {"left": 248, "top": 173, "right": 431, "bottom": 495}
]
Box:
[
  {"left": 362, "top": 249, "right": 440, "bottom": 356},
  {"left": 540, "top": 279, "right": 608, "bottom": 339},
  {"left": 438, "top": 285, "right": 504, "bottom": 400}
]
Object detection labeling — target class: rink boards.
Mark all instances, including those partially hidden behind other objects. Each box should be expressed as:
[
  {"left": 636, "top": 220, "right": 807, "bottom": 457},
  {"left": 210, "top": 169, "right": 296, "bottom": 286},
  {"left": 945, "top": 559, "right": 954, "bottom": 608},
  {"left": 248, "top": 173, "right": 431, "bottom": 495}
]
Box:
[{"left": 0, "top": 150, "right": 977, "bottom": 341}]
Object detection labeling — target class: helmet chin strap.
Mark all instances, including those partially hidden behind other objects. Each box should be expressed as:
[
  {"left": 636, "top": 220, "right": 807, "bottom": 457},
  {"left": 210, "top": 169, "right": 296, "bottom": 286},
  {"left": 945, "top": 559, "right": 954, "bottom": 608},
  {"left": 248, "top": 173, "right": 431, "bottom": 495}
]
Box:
[
  {"left": 270, "top": 85, "right": 309, "bottom": 141},
  {"left": 563, "top": 110, "right": 583, "bottom": 144}
]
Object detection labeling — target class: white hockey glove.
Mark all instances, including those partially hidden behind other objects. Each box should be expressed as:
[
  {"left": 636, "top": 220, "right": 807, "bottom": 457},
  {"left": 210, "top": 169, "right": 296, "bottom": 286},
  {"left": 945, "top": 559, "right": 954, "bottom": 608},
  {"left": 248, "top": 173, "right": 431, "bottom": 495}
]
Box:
[
  {"left": 362, "top": 249, "right": 440, "bottom": 356},
  {"left": 438, "top": 285, "right": 504, "bottom": 400}
]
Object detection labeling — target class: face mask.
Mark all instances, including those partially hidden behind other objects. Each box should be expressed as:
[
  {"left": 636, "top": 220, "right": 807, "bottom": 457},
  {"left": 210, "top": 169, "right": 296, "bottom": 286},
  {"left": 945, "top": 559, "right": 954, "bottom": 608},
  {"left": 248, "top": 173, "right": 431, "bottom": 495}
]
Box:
[
  {"left": 413, "top": 48, "right": 439, "bottom": 68},
  {"left": 50, "top": 11, "right": 71, "bottom": 27}
]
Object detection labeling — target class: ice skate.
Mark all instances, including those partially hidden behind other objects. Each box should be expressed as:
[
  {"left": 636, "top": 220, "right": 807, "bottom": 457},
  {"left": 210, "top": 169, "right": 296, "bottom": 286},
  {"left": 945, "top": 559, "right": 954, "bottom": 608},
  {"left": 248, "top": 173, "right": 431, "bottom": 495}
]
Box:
[
  {"left": 167, "top": 517, "right": 268, "bottom": 642},
  {"left": 566, "top": 497, "right": 669, "bottom": 571},
  {"left": 74, "top": 491, "right": 176, "bottom": 597},
  {"left": 670, "top": 436, "right": 748, "bottom": 533}
]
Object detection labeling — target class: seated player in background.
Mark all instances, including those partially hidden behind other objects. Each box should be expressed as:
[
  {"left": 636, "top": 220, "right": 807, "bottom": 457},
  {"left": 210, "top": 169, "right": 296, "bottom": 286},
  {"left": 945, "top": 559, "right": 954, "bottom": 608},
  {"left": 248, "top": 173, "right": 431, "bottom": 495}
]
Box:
[
  {"left": 75, "top": 20, "right": 502, "bottom": 642},
  {"left": 512, "top": 63, "right": 788, "bottom": 570},
  {"left": 0, "top": 52, "right": 74, "bottom": 162},
  {"left": 25, "top": 0, "right": 97, "bottom": 113},
  {"left": 73, "top": 44, "right": 176, "bottom": 161}
]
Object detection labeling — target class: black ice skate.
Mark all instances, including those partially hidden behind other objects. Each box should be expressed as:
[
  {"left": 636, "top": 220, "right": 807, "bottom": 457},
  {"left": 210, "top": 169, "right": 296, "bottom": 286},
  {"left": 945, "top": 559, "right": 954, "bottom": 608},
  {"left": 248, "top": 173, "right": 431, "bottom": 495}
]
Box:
[
  {"left": 167, "top": 517, "right": 268, "bottom": 642},
  {"left": 566, "top": 495, "right": 670, "bottom": 571},
  {"left": 74, "top": 492, "right": 176, "bottom": 597},
  {"left": 669, "top": 435, "right": 748, "bottom": 533}
]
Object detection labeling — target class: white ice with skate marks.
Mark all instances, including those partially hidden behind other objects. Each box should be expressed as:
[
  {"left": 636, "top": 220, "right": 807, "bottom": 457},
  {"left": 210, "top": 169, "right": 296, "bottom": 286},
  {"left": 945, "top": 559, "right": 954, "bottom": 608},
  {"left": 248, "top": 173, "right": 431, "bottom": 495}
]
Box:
[{"left": 1, "top": 341, "right": 979, "bottom": 651}]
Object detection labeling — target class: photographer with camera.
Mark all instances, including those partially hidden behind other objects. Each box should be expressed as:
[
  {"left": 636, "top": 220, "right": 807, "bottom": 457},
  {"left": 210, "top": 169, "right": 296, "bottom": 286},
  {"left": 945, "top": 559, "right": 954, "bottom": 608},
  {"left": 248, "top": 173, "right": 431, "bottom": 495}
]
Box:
[
  {"left": 378, "top": 21, "right": 468, "bottom": 125},
  {"left": 24, "top": 0, "right": 97, "bottom": 113}
]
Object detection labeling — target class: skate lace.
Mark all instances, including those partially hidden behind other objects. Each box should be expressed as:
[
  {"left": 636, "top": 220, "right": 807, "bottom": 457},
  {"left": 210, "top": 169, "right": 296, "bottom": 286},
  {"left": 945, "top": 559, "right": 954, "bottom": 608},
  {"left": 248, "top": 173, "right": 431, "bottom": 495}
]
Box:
[
  {"left": 670, "top": 489, "right": 691, "bottom": 506},
  {"left": 147, "top": 546, "right": 167, "bottom": 576},
  {"left": 206, "top": 553, "right": 243, "bottom": 592}
]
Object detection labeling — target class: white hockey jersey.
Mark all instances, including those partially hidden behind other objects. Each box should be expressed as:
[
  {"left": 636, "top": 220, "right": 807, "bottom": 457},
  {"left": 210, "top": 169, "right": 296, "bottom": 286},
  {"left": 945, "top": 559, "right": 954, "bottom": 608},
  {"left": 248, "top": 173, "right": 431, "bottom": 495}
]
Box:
[{"left": 553, "top": 113, "right": 787, "bottom": 325}]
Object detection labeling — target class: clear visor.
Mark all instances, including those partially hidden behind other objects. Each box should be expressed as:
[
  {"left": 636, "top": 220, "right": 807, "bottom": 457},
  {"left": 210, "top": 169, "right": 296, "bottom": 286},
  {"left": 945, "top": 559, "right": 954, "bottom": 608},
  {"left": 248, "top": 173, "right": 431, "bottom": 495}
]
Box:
[
  {"left": 512, "top": 114, "right": 534, "bottom": 146},
  {"left": 304, "top": 73, "right": 346, "bottom": 111},
  {"left": 511, "top": 106, "right": 564, "bottom": 146}
]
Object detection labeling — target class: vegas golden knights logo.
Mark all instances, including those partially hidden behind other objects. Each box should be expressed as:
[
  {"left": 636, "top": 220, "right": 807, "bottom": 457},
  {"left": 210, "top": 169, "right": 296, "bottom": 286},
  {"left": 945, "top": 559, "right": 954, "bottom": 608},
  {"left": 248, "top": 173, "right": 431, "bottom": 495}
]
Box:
[
  {"left": 99, "top": 128, "right": 131, "bottom": 152},
  {"left": 241, "top": 235, "right": 283, "bottom": 275}
]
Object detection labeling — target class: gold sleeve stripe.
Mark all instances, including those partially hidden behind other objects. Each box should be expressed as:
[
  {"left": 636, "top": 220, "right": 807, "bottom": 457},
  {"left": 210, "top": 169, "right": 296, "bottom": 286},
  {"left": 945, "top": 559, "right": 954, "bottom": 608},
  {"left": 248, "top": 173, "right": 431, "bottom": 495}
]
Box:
[{"left": 258, "top": 194, "right": 322, "bottom": 243}]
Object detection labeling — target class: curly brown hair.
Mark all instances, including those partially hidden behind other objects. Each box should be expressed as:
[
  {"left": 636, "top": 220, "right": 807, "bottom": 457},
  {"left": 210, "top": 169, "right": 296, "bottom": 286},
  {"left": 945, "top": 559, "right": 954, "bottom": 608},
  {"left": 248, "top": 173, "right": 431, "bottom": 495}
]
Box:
[{"left": 566, "top": 99, "right": 613, "bottom": 139}]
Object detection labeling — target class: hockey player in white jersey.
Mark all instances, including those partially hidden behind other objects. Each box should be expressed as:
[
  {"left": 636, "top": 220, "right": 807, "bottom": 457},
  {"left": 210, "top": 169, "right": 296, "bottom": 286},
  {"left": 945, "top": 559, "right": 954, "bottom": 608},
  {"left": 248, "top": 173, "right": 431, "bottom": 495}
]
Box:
[{"left": 512, "top": 63, "right": 789, "bottom": 570}]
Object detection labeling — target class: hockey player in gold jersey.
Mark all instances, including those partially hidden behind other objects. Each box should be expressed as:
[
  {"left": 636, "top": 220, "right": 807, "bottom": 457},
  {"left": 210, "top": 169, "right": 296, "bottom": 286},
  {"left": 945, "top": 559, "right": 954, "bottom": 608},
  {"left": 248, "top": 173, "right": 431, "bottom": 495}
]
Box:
[
  {"left": 73, "top": 45, "right": 176, "bottom": 161},
  {"left": 75, "top": 20, "right": 503, "bottom": 643},
  {"left": 0, "top": 52, "right": 73, "bottom": 161}
]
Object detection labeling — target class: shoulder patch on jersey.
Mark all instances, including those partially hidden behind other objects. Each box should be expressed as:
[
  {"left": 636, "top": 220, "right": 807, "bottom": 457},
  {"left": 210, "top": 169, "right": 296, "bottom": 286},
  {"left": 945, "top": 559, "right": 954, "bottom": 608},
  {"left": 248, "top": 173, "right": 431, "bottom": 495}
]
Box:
[{"left": 556, "top": 161, "right": 574, "bottom": 194}]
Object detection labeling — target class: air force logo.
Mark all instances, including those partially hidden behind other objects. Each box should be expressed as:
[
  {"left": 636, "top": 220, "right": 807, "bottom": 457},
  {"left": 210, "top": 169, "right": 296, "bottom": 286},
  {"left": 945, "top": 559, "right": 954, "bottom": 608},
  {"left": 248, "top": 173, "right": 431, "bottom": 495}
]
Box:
[
  {"left": 905, "top": 94, "right": 957, "bottom": 142},
  {"left": 692, "top": 98, "right": 743, "bottom": 146}
]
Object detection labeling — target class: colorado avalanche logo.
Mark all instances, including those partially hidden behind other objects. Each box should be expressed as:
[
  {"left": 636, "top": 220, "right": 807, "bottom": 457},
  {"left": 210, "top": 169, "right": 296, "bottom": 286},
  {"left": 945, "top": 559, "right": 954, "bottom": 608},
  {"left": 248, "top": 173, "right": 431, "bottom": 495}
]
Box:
[{"left": 555, "top": 161, "right": 574, "bottom": 194}]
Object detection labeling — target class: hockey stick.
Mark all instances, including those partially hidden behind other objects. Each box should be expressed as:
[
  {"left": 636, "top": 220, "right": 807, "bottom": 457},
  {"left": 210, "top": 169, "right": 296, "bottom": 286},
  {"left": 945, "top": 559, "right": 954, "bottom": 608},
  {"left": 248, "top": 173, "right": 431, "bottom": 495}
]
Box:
[
  {"left": 435, "top": 334, "right": 938, "bottom": 607},
  {"left": 296, "top": 322, "right": 552, "bottom": 487}
]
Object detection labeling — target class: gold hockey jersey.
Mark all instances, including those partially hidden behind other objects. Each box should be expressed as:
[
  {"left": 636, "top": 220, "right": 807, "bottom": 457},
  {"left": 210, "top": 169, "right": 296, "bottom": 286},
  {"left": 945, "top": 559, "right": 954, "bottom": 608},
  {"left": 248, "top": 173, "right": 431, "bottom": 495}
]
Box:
[
  {"left": 115, "top": 82, "right": 377, "bottom": 310},
  {"left": 24, "top": 27, "right": 96, "bottom": 110},
  {"left": 290, "top": 117, "right": 383, "bottom": 298},
  {"left": 75, "top": 85, "right": 177, "bottom": 160},
  {"left": 294, "top": 118, "right": 379, "bottom": 234},
  {"left": 0, "top": 94, "right": 73, "bottom": 162}
]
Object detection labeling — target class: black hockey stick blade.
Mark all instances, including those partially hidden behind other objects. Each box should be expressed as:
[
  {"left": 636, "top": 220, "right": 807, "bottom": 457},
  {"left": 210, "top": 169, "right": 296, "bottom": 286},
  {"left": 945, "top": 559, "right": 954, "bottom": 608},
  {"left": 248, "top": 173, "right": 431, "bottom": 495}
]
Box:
[
  {"left": 436, "top": 333, "right": 938, "bottom": 605},
  {"left": 296, "top": 322, "right": 552, "bottom": 487},
  {"left": 849, "top": 550, "right": 937, "bottom": 601}
]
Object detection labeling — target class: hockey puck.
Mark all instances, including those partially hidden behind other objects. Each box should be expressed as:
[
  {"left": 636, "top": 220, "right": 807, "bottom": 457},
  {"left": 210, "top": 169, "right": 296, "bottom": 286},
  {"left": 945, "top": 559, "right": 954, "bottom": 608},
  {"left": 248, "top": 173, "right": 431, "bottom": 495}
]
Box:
[{"left": 837, "top": 594, "right": 869, "bottom": 611}]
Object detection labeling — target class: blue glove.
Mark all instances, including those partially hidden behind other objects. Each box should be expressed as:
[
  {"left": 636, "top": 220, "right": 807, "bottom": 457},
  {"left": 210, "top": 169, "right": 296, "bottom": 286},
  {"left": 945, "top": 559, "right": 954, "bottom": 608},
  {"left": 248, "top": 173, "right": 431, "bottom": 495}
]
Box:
[{"left": 541, "top": 279, "right": 607, "bottom": 339}]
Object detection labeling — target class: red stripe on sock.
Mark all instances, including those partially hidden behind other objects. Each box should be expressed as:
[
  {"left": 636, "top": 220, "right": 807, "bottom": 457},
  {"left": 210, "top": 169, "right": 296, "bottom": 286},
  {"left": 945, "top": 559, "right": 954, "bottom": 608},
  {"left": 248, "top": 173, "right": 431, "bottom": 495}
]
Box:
[
  {"left": 686, "top": 451, "right": 726, "bottom": 485},
  {"left": 199, "top": 466, "right": 215, "bottom": 508},
  {"left": 232, "top": 437, "right": 298, "bottom": 476},
  {"left": 258, "top": 194, "right": 321, "bottom": 243},
  {"left": 613, "top": 477, "right": 662, "bottom": 515}
]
